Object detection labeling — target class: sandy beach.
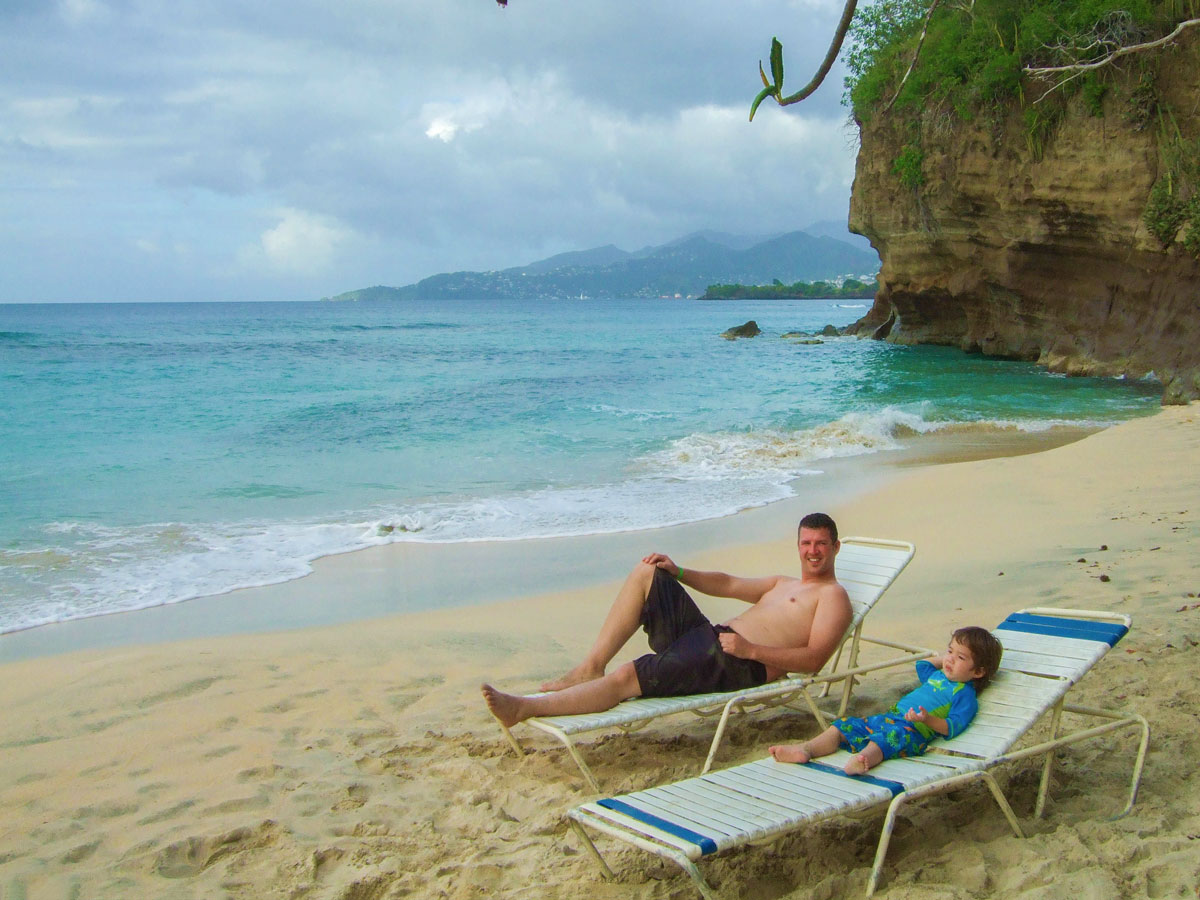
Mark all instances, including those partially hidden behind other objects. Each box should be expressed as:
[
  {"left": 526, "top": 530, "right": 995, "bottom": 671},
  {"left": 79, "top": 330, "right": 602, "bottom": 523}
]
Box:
[{"left": 3, "top": 404, "right": 1199, "bottom": 899}]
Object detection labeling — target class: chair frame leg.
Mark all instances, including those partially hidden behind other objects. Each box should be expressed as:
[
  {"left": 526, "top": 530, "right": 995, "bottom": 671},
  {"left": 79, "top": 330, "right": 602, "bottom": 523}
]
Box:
[
  {"left": 567, "top": 811, "right": 719, "bottom": 900},
  {"left": 866, "top": 770, "right": 1024, "bottom": 897},
  {"left": 549, "top": 731, "right": 601, "bottom": 794},
  {"left": 498, "top": 721, "right": 524, "bottom": 758},
  {"left": 1035, "top": 700, "right": 1064, "bottom": 819}
]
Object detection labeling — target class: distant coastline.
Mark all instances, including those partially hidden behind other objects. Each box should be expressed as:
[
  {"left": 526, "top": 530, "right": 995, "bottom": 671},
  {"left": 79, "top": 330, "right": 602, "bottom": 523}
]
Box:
[
  {"left": 323, "top": 227, "right": 880, "bottom": 303},
  {"left": 700, "top": 277, "right": 878, "bottom": 300}
]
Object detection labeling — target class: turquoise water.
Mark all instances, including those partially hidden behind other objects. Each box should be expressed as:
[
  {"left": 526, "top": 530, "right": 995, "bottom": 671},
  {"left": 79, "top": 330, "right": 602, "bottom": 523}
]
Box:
[{"left": 0, "top": 298, "right": 1160, "bottom": 634}]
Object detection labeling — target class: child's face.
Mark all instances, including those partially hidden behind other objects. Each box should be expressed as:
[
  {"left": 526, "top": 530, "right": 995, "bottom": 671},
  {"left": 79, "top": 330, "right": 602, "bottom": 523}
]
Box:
[{"left": 941, "top": 638, "right": 985, "bottom": 683}]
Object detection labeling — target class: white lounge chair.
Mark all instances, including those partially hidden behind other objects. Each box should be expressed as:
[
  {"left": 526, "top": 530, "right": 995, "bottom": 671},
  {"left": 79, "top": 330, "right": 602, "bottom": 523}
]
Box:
[
  {"left": 566, "top": 608, "right": 1149, "bottom": 898},
  {"left": 497, "top": 537, "right": 921, "bottom": 792}
]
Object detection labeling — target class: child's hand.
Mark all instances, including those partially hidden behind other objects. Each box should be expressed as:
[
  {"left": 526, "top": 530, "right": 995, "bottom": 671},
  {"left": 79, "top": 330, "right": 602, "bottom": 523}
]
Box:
[
  {"left": 904, "top": 706, "right": 929, "bottom": 724},
  {"left": 926, "top": 653, "right": 944, "bottom": 669}
]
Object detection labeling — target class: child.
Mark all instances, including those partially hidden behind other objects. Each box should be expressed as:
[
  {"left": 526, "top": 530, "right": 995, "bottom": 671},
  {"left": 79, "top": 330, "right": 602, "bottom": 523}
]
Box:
[{"left": 769, "top": 626, "right": 1003, "bottom": 775}]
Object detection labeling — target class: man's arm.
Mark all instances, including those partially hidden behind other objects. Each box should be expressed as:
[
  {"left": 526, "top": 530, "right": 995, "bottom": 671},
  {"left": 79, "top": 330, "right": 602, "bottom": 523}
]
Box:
[
  {"left": 644, "top": 553, "right": 782, "bottom": 604},
  {"left": 719, "top": 584, "right": 853, "bottom": 674}
]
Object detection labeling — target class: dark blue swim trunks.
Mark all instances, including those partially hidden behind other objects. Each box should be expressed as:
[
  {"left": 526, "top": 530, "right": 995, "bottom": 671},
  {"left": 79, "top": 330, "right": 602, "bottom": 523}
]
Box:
[{"left": 632, "top": 568, "right": 769, "bottom": 698}]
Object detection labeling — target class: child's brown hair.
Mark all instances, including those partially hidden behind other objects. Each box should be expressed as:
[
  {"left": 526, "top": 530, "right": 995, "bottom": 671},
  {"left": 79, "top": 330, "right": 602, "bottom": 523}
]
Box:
[{"left": 952, "top": 626, "right": 1004, "bottom": 690}]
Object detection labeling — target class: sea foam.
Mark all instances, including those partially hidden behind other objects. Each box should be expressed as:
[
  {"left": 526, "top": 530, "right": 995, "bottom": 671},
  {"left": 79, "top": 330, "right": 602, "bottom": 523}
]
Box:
[{"left": 0, "top": 406, "right": 1098, "bottom": 635}]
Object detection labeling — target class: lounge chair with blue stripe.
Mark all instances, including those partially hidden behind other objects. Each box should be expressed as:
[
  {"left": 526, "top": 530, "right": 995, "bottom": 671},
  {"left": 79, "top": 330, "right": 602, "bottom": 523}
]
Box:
[
  {"left": 498, "top": 537, "right": 922, "bottom": 791},
  {"left": 566, "top": 607, "right": 1149, "bottom": 898}
]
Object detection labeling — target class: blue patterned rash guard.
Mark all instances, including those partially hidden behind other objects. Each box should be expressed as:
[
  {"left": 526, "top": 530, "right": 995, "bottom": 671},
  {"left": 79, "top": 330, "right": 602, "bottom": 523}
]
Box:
[{"left": 890, "top": 660, "right": 978, "bottom": 739}]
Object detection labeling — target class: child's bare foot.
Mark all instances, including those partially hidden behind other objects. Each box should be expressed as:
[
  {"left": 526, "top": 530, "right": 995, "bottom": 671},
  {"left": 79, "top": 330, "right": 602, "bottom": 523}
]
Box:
[
  {"left": 769, "top": 743, "right": 813, "bottom": 764},
  {"left": 481, "top": 684, "right": 531, "bottom": 727},
  {"left": 540, "top": 663, "right": 604, "bottom": 692},
  {"left": 844, "top": 753, "right": 871, "bottom": 775}
]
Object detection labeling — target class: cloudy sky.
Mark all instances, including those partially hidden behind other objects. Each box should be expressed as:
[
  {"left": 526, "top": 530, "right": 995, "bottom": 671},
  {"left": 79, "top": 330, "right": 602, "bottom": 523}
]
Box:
[{"left": 2, "top": 0, "right": 863, "bottom": 302}]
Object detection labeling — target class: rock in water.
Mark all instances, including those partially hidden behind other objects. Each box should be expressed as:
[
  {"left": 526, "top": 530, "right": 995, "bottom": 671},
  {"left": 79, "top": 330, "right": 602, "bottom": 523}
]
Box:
[{"left": 721, "top": 320, "right": 761, "bottom": 339}]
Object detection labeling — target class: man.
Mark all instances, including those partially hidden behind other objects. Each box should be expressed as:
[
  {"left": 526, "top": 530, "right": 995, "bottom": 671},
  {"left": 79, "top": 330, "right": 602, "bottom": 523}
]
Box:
[{"left": 482, "top": 512, "right": 851, "bottom": 727}]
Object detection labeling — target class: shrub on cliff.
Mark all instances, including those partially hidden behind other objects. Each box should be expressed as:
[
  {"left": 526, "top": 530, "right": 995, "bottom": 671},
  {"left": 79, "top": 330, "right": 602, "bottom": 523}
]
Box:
[{"left": 845, "top": 0, "right": 1190, "bottom": 123}]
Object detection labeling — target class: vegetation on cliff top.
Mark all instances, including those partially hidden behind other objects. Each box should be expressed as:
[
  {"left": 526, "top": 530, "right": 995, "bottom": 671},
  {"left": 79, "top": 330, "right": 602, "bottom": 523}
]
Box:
[
  {"left": 846, "top": 0, "right": 1198, "bottom": 120},
  {"left": 845, "top": 0, "right": 1200, "bottom": 255}
]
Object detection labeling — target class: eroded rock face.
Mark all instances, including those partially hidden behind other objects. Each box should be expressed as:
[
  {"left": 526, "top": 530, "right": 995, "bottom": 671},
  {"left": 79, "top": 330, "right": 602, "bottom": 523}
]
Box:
[{"left": 847, "top": 35, "right": 1200, "bottom": 403}]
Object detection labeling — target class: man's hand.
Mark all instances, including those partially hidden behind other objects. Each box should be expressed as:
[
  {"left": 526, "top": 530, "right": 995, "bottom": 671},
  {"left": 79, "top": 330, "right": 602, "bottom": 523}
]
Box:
[
  {"left": 718, "top": 630, "right": 755, "bottom": 660},
  {"left": 641, "top": 552, "right": 678, "bottom": 572}
]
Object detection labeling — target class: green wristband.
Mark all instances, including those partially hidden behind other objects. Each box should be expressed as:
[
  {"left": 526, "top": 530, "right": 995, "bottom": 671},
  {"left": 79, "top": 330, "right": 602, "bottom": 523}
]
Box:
[{"left": 677, "top": 565, "right": 684, "bottom": 580}]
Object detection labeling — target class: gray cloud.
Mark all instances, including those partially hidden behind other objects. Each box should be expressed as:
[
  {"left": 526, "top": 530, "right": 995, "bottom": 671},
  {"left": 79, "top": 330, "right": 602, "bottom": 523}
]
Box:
[{"left": 0, "top": 0, "right": 862, "bottom": 301}]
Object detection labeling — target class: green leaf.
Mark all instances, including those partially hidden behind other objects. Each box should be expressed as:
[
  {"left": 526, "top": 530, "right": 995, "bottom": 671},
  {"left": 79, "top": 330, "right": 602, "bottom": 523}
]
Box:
[
  {"left": 769, "top": 37, "right": 784, "bottom": 91},
  {"left": 749, "top": 84, "right": 775, "bottom": 121}
]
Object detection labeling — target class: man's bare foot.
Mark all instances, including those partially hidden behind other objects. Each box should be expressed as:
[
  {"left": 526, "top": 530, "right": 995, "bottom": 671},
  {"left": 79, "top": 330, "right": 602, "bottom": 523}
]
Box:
[
  {"left": 769, "top": 743, "right": 813, "bottom": 764},
  {"left": 539, "top": 663, "right": 604, "bottom": 693},
  {"left": 844, "top": 753, "right": 871, "bottom": 775},
  {"left": 481, "top": 684, "right": 530, "bottom": 728}
]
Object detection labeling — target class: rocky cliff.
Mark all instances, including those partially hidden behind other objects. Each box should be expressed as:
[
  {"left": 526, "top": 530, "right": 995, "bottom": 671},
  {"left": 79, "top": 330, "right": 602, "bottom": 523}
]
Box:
[{"left": 846, "top": 30, "right": 1200, "bottom": 403}]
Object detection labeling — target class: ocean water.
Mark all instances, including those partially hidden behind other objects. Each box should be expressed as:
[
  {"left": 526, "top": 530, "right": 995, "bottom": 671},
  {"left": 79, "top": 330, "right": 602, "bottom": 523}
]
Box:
[{"left": 0, "top": 298, "right": 1160, "bottom": 635}]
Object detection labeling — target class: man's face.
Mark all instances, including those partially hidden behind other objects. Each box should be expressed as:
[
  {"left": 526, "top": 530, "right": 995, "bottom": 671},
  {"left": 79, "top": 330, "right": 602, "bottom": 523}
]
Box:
[{"left": 797, "top": 527, "right": 838, "bottom": 577}]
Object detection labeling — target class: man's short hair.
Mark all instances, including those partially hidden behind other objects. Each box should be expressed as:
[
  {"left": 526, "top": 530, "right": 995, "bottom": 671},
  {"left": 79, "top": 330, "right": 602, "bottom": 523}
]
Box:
[
  {"left": 952, "top": 626, "right": 1004, "bottom": 690},
  {"left": 798, "top": 512, "right": 838, "bottom": 544}
]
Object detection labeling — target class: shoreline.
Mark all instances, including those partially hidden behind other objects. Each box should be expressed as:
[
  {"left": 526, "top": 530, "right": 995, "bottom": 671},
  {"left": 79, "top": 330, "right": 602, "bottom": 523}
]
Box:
[
  {"left": 1, "top": 404, "right": 1196, "bottom": 899},
  {"left": 0, "top": 421, "right": 1100, "bottom": 663}
]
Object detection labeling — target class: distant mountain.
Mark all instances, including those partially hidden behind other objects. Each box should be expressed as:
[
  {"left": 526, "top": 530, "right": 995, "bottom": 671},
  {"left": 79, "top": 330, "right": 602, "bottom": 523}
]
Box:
[
  {"left": 803, "top": 220, "right": 875, "bottom": 255},
  {"left": 519, "top": 244, "right": 631, "bottom": 274},
  {"left": 324, "top": 229, "right": 879, "bottom": 302},
  {"left": 648, "top": 230, "right": 787, "bottom": 253}
]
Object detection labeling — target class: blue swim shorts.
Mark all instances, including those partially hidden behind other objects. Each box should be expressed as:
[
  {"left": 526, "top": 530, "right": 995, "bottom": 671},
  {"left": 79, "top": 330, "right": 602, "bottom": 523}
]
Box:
[{"left": 832, "top": 713, "right": 930, "bottom": 760}]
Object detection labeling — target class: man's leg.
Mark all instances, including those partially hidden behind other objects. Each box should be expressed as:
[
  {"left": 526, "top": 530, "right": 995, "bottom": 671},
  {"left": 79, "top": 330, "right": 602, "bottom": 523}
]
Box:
[
  {"left": 540, "top": 561, "right": 661, "bottom": 691},
  {"left": 484, "top": 662, "right": 641, "bottom": 727}
]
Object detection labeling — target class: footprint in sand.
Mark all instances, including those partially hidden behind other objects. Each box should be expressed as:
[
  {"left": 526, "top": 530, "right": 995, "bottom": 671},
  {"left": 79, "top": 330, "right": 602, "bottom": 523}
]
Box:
[
  {"left": 59, "top": 840, "right": 101, "bottom": 864},
  {"left": 137, "top": 799, "right": 196, "bottom": 827},
  {"left": 349, "top": 728, "right": 393, "bottom": 748},
  {"left": 331, "top": 784, "right": 369, "bottom": 811},
  {"left": 387, "top": 674, "right": 445, "bottom": 712},
  {"left": 258, "top": 699, "right": 296, "bottom": 714},
  {"left": 30, "top": 821, "right": 85, "bottom": 844},
  {"left": 153, "top": 822, "right": 274, "bottom": 879},
  {"left": 136, "top": 676, "right": 221, "bottom": 709},
  {"left": 236, "top": 764, "right": 286, "bottom": 782},
  {"left": 78, "top": 760, "right": 120, "bottom": 777},
  {"left": 201, "top": 794, "right": 270, "bottom": 816},
  {"left": 353, "top": 754, "right": 391, "bottom": 776},
  {"left": 80, "top": 714, "right": 134, "bottom": 734},
  {"left": 334, "top": 874, "right": 390, "bottom": 900},
  {"left": 73, "top": 800, "right": 138, "bottom": 820},
  {"left": 311, "top": 846, "right": 345, "bottom": 882}
]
